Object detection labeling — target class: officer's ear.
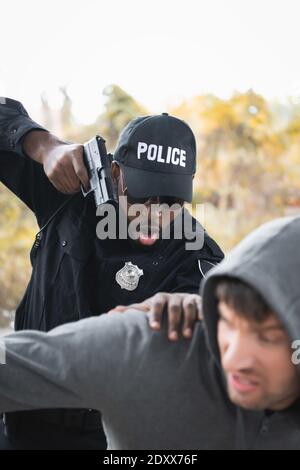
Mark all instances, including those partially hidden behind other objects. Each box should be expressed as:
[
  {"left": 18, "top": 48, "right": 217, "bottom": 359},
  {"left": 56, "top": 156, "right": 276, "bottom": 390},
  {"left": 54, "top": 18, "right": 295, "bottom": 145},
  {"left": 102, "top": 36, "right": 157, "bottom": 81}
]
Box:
[{"left": 111, "top": 161, "right": 120, "bottom": 184}]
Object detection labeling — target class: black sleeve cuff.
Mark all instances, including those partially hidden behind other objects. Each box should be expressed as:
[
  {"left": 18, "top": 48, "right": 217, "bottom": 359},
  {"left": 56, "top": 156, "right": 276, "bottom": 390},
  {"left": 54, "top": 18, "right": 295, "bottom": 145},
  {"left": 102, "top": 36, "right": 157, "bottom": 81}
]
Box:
[
  {"left": 0, "top": 97, "right": 48, "bottom": 157},
  {"left": 9, "top": 117, "right": 48, "bottom": 158}
]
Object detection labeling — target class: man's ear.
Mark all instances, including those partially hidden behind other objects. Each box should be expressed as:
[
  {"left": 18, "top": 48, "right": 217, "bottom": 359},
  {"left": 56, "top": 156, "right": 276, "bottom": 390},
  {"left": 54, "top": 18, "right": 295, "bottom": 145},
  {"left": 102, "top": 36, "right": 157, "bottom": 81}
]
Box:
[{"left": 111, "top": 161, "right": 120, "bottom": 184}]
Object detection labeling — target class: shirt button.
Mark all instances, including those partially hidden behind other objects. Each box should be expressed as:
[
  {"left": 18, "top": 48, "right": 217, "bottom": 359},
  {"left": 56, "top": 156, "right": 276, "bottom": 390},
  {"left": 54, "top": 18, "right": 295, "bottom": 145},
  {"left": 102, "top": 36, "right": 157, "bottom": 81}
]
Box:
[
  {"left": 153, "top": 261, "right": 159, "bottom": 266},
  {"left": 62, "top": 240, "right": 68, "bottom": 247},
  {"left": 10, "top": 129, "right": 17, "bottom": 134}
]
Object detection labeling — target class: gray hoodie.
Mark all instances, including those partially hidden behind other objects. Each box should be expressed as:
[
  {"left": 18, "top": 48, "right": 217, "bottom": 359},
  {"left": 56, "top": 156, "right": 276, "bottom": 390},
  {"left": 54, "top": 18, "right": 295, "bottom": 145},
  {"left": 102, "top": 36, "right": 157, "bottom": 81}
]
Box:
[
  {"left": 0, "top": 215, "right": 300, "bottom": 449},
  {"left": 202, "top": 214, "right": 300, "bottom": 449}
]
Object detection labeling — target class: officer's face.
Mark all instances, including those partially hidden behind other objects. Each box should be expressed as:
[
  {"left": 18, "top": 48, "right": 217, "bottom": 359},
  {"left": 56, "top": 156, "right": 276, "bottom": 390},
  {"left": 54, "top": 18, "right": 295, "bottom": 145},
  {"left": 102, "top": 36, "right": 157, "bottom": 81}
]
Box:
[
  {"left": 217, "top": 301, "right": 300, "bottom": 411},
  {"left": 112, "top": 163, "right": 183, "bottom": 247}
]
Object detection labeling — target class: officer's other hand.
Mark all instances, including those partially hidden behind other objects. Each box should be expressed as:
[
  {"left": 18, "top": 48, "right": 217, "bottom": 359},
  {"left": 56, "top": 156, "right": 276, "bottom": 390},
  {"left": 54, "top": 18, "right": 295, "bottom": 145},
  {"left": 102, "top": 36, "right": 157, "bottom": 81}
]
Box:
[
  {"left": 108, "top": 293, "right": 202, "bottom": 341},
  {"left": 43, "top": 142, "right": 89, "bottom": 194}
]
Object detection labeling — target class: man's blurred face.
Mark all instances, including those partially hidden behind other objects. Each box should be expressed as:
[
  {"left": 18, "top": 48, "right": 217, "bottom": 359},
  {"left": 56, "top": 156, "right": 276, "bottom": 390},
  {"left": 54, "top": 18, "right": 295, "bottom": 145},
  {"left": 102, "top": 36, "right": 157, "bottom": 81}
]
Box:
[{"left": 217, "top": 301, "right": 300, "bottom": 411}]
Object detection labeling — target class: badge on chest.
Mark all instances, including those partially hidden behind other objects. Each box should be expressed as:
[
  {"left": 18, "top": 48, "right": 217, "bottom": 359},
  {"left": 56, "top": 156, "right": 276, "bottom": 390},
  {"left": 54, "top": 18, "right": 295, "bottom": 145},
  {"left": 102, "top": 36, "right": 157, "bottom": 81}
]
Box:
[{"left": 115, "top": 262, "right": 144, "bottom": 291}]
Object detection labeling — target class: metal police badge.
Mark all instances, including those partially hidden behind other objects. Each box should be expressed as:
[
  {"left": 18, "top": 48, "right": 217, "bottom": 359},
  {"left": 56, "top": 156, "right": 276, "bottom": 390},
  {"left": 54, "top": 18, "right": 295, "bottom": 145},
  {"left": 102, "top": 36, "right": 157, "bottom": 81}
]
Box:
[{"left": 115, "top": 262, "right": 144, "bottom": 291}]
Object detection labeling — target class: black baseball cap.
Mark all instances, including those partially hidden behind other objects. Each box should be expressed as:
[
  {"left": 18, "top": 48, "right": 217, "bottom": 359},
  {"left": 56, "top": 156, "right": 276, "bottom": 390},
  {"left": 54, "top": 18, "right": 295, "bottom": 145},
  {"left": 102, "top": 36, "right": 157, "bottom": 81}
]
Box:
[{"left": 113, "top": 113, "right": 196, "bottom": 202}]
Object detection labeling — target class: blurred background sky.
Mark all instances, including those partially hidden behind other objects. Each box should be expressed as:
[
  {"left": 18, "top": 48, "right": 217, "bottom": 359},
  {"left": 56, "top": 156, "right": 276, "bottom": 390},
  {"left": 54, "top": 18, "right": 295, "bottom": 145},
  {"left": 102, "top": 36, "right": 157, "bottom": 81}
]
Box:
[{"left": 1, "top": 0, "right": 300, "bottom": 122}]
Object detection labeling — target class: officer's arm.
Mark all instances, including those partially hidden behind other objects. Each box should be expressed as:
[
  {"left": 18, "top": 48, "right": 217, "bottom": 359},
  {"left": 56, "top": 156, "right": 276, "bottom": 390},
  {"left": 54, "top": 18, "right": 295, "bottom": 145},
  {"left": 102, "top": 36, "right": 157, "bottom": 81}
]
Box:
[
  {"left": 0, "top": 310, "right": 147, "bottom": 413},
  {"left": 0, "top": 98, "right": 88, "bottom": 226},
  {"left": 23, "top": 129, "right": 89, "bottom": 193}
]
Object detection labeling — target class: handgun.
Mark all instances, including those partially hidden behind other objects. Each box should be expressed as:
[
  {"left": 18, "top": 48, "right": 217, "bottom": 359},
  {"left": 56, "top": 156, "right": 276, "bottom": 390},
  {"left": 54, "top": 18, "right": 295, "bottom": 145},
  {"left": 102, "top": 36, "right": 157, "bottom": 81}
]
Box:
[{"left": 81, "top": 136, "right": 117, "bottom": 207}]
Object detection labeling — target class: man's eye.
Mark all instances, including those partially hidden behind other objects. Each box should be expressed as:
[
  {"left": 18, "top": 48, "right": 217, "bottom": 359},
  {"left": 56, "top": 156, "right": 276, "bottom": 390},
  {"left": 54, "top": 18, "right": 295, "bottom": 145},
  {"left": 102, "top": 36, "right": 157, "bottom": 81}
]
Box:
[
  {"left": 259, "top": 334, "right": 283, "bottom": 344},
  {"left": 219, "top": 316, "right": 232, "bottom": 328}
]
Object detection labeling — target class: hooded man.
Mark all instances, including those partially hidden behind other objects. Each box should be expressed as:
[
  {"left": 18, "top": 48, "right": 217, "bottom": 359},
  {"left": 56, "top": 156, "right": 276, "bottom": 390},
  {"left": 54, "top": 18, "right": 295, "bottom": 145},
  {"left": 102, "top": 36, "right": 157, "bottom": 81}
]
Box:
[{"left": 0, "top": 215, "right": 299, "bottom": 449}]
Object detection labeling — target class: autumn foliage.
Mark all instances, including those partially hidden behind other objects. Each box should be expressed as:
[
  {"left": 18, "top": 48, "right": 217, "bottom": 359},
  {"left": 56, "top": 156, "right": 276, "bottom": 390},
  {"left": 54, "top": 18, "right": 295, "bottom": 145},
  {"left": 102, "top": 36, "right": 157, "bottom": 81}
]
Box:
[{"left": 1, "top": 86, "right": 300, "bottom": 320}]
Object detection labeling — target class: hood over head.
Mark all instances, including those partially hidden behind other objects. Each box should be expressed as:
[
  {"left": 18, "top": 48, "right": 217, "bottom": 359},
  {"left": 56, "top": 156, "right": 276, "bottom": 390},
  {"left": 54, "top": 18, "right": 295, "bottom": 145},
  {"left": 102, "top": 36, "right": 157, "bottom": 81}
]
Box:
[{"left": 201, "top": 215, "right": 300, "bottom": 368}]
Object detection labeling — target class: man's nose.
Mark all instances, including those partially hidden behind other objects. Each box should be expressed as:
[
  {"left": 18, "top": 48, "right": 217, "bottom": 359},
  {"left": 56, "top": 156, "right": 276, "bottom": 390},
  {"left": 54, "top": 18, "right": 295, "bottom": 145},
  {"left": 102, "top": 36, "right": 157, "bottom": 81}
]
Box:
[
  {"left": 144, "top": 199, "right": 162, "bottom": 216},
  {"left": 222, "top": 332, "right": 257, "bottom": 372},
  {"left": 145, "top": 197, "right": 160, "bottom": 206}
]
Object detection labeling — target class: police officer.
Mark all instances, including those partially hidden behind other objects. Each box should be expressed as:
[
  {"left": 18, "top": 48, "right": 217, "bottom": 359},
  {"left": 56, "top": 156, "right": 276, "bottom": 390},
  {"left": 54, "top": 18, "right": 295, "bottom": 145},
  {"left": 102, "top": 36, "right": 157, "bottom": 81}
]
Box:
[{"left": 0, "top": 98, "right": 224, "bottom": 449}]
